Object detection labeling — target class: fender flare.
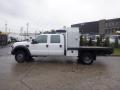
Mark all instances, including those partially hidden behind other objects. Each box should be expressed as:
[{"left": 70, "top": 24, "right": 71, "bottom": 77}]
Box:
[{"left": 11, "top": 45, "right": 31, "bottom": 56}]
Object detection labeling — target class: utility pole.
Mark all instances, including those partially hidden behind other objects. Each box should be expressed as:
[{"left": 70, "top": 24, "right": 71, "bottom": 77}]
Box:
[
  {"left": 20, "top": 27, "right": 23, "bottom": 35},
  {"left": 9, "top": 28, "right": 10, "bottom": 33},
  {"left": 26, "top": 22, "right": 29, "bottom": 36},
  {"left": 24, "top": 31, "right": 26, "bottom": 40},
  {"left": 5, "top": 23, "right": 7, "bottom": 33},
  {"left": 35, "top": 30, "right": 37, "bottom": 38}
]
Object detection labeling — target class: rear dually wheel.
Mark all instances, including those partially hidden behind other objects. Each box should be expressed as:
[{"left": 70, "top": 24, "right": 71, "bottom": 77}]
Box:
[{"left": 78, "top": 53, "right": 94, "bottom": 65}]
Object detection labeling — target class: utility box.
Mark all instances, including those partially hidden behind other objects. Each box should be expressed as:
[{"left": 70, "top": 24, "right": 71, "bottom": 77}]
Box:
[{"left": 66, "top": 27, "right": 80, "bottom": 48}]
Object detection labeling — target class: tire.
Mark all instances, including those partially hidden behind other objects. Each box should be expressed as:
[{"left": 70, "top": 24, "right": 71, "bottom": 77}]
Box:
[
  {"left": 78, "top": 53, "right": 94, "bottom": 65},
  {"left": 15, "top": 51, "right": 26, "bottom": 63},
  {"left": 25, "top": 56, "right": 34, "bottom": 62}
]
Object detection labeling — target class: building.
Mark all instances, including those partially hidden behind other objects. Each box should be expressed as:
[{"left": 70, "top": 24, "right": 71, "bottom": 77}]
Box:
[
  {"left": 71, "top": 18, "right": 120, "bottom": 35},
  {"left": 105, "top": 18, "right": 120, "bottom": 34},
  {"left": 71, "top": 21, "right": 99, "bottom": 34}
]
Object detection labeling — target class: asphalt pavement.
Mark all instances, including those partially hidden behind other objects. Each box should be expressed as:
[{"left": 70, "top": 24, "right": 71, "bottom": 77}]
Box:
[
  {"left": 0, "top": 46, "right": 120, "bottom": 90},
  {"left": 0, "top": 44, "right": 12, "bottom": 56}
]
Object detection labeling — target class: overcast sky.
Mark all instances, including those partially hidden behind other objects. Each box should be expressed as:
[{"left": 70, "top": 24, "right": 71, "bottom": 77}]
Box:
[{"left": 0, "top": 0, "right": 120, "bottom": 33}]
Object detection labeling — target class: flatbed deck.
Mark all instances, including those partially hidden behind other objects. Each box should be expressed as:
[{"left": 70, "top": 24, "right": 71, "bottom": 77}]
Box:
[
  {"left": 79, "top": 46, "right": 113, "bottom": 55},
  {"left": 68, "top": 46, "right": 113, "bottom": 55}
]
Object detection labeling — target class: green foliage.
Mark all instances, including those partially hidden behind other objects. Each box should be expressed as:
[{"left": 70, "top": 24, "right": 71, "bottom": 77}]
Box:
[
  {"left": 99, "top": 35, "right": 103, "bottom": 42},
  {"left": 88, "top": 37, "right": 93, "bottom": 46},
  {"left": 80, "top": 35, "right": 84, "bottom": 46},
  {"left": 103, "top": 37, "right": 110, "bottom": 47},
  {"left": 83, "top": 36, "right": 87, "bottom": 45},
  {"left": 114, "top": 37, "right": 119, "bottom": 48},
  {"left": 112, "top": 48, "right": 120, "bottom": 55},
  {"left": 51, "top": 29, "right": 56, "bottom": 34},
  {"left": 96, "top": 37, "right": 100, "bottom": 46},
  {"left": 80, "top": 35, "right": 88, "bottom": 46}
]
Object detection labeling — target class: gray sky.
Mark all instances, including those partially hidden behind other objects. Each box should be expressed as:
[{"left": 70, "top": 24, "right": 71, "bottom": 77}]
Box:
[{"left": 0, "top": 0, "right": 120, "bottom": 33}]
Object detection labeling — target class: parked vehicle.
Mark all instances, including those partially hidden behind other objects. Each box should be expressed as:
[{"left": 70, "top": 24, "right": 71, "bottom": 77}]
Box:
[
  {"left": 82, "top": 34, "right": 101, "bottom": 42},
  {"left": 11, "top": 27, "right": 113, "bottom": 65},
  {"left": 109, "top": 35, "right": 120, "bottom": 44},
  {"left": 91, "top": 35, "right": 100, "bottom": 42}
]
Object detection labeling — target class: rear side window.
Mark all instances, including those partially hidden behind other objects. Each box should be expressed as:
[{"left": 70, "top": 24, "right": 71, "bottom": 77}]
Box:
[
  {"left": 36, "top": 35, "right": 47, "bottom": 43},
  {"left": 51, "top": 35, "right": 60, "bottom": 43}
]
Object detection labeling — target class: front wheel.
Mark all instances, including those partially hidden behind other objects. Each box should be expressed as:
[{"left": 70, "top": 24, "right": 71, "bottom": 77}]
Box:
[
  {"left": 78, "top": 53, "right": 94, "bottom": 65},
  {"left": 15, "top": 51, "right": 26, "bottom": 63}
]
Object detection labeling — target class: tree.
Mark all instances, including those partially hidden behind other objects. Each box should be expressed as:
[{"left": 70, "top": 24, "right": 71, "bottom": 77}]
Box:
[
  {"left": 39, "top": 31, "right": 42, "bottom": 34},
  {"left": 103, "top": 37, "right": 110, "bottom": 47},
  {"left": 96, "top": 37, "right": 100, "bottom": 46},
  {"left": 44, "top": 31, "right": 50, "bottom": 34},
  {"left": 88, "top": 37, "right": 93, "bottom": 46},
  {"left": 99, "top": 35, "right": 103, "bottom": 43},
  {"left": 114, "top": 37, "right": 119, "bottom": 48},
  {"left": 80, "top": 35, "right": 84, "bottom": 46},
  {"left": 83, "top": 36, "right": 87, "bottom": 46},
  {"left": 51, "top": 29, "right": 56, "bottom": 34}
]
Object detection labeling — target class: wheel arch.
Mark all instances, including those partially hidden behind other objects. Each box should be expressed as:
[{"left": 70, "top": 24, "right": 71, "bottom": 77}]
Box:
[
  {"left": 78, "top": 50, "right": 96, "bottom": 60},
  {"left": 11, "top": 45, "right": 31, "bottom": 56}
]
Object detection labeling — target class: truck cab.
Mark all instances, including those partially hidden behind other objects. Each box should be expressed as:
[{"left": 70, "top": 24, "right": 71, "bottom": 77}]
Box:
[{"left": 29, "top": 34, "right": 65, "bottom": 56}]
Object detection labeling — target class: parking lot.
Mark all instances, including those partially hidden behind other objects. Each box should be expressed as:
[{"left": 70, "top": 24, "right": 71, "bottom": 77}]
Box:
[{"left": 0, "top": 46, "right": 120, "bottom": 90}]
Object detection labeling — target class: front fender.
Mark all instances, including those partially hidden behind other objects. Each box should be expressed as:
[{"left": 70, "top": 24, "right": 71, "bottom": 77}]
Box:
[{"left": 11, "top": 45, "right": 31, "bottom": 56}]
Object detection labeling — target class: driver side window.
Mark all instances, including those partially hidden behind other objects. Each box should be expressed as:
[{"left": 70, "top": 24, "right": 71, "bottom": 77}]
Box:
[{"left": 36, "top": 35, "right": 47, "bottom": 43}]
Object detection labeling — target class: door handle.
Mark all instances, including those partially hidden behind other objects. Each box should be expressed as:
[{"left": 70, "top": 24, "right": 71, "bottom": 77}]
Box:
[
  {"left": 46, "top": 44, "right": 48, "bottom": 48},
  {"left": 59, "top": 45, "right": 62, "bottom": 48}
]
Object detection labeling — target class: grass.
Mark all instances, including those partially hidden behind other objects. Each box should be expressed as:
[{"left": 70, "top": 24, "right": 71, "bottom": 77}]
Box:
[{"left": 112, "top": 48, "right": 120, "bottom": 56}]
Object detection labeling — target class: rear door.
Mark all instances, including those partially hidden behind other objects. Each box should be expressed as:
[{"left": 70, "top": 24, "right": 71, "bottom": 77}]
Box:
[{"left": 48, "top": 35, "right": 64, "bottom": 55}]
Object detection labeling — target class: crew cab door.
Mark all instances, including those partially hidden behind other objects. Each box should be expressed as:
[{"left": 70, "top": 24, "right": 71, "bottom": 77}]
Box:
[
  {"left": 29, "top": 35, "right": 49, "bottom": 56},
  {"left": 48, "top": 35, "right": 64, "bottom": 55}
]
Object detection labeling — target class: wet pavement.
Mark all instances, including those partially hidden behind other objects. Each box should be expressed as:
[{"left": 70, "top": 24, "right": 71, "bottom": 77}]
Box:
[{"left": 0, "top": 46, "right": 120, "bottom": 90}]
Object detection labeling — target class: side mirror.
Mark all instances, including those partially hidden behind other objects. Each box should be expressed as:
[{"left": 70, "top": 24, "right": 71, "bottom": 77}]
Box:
[{"left": 31, "top": 39, "right": 38, "bottom": 44}]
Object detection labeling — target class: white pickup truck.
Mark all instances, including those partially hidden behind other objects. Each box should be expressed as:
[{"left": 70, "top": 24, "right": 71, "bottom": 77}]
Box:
[{"left": 11, "top": 27, "right": 113, "bottom": 65}]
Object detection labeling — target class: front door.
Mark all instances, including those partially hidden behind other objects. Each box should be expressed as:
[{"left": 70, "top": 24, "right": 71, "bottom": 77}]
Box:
[
  {"left": 29, "top": 35, "right": 49, "bottom": 56},
  {"left": 48, "top": 35, "right": 64, "bottom": 56}
]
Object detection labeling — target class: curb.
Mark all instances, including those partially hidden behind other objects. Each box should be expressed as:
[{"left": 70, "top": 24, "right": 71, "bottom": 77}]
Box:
[{"left": 111, "top": 55, "right": 120, "bottom": 57}]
